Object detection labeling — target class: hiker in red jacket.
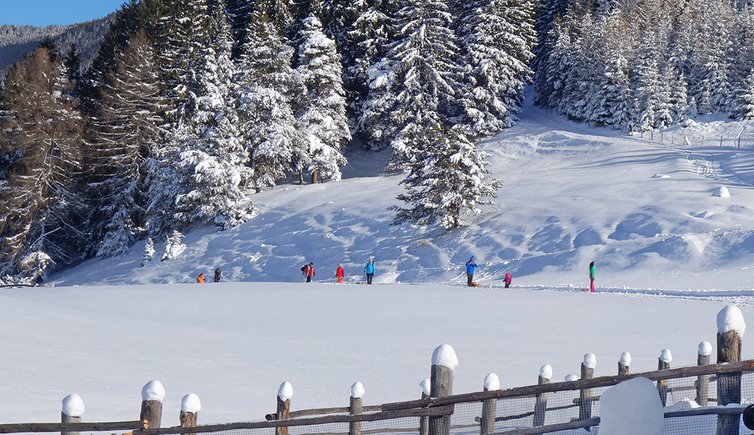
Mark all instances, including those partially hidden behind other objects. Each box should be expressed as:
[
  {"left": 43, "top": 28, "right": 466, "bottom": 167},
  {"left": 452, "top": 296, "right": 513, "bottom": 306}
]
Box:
[
  {"left": 305, "top": 262, "right": 315, "bottom": 283},
  {"left": 504, "top": 272, "right": 512, "bottom": 288},
  {"left": 336, "top": 264, "right": 344, "bottom": 283}
]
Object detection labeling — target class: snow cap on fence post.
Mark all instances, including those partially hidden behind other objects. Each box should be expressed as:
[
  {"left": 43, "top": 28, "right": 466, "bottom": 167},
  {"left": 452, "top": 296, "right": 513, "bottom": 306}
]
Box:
[
  {"left": 349, "top": 382, "right": 364, "bottom": 435},
  {"left": 484, "top": 373, "right": 500, "bottom": 391},
  {"left": 62, "top": 393, "right": 84, "bottom": 435},
  {"left": 431, "top": 344, "right": 458, "bottom": 370},
  {"left": 579, "top": 354, "right": 596, "bottom": 423},
  {"left": 419, "top": 378, "right": 431, "bottom": 397},
  {"left": 717, "top": 304, "right": 746, "bottom": 337},
  {"left": 351, "top": 382, "right": 365, "bottom": 399},
  {"left": 62, "top": 394, "right": 85, "bottom": 417},
  {"left": 140, "top": 380, "right": 165, "bottom": 429},
  {"left": 539, "top": 365, "right": 553, "bottom": 381},
  {"left": 565, "top": 374, "right": 580, "bottom": 382},
  {"left": 276, "top": 382, "right": 292, "bottom": 435},
  {"left": 698, "top": 341, "right": 712, "bottom": 357},
  {"left": 659, "top": 349, "right": 672, "bottom": 363},
  {"left": 583, "top": 353, "right": 597, "bottom": 369},
  {"left": 180, "top": 394, "right": 201, "bottom": 429},
  {"left": 618, "top": 352, "right": 631, "bottom": 376}
]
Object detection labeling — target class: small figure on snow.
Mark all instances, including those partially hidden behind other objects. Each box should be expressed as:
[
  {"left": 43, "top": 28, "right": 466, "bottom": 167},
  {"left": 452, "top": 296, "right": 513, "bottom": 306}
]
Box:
[
  {"left": 213, "top": 267, "right": 222, "bottom": 282},
  {"left": 196, "top": 272, "right": 205, "bottom": 284},
  {"left": 364, "top": 258, "right": 375, "bottom": 284},
  {"left": 504, "top": 271, "right": 512, "bottom": 288},
  {"left": 465, "top": 256, "right": 478, "bottom": 287},
  {"left": 302, "top": 262, "right": 315, "bottom": 283},
  {"left": 589, "top": 261, "right": 596, "bottom": 293},
  {"left": 336, "top": 264, "right": 345, "bottom": 283}
]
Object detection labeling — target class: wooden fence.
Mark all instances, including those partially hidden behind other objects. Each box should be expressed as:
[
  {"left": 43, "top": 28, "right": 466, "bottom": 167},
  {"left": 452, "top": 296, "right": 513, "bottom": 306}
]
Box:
[{"left": 0, "top": 306, "right": 751, "bottom": 435}]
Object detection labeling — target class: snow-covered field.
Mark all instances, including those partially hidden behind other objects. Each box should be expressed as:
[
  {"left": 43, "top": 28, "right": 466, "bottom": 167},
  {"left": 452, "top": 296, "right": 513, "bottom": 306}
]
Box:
[{"left": 6, "top": 103, "right": 754, "bottom": 427}]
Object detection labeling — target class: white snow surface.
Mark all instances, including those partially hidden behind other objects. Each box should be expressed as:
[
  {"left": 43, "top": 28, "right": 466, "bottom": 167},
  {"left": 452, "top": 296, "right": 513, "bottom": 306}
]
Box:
[
  {"left": 715, "top": 186, "right": 731, "bottom": 198},
  {"left": 181, "top": 394, "right": 201, "bottom": 413},
  {"left": 483, "top": 373, "right": 500, "bottom": 391},
  {"left": 699, "top": 341, "right": 713, "bottom": 356},
  {"left": 717, "top": 304, "right": 746, "bottom": 337},
  {"left": 141, "top": 380, "right": 166, "bottom": 402},
  {"left": 432, "top": 344, "right": 459, "bottom": 370},
  {"left": 619, "top": 352, "right": 631, "bottom": 366},
  {"left": 5, "top": 102, "right": 754, "bottom": 426},
  {"left": 351, "top": 382, "right": 365, "bottom": 399},
  {"left": 599, "top": 377, "right": 663, "bottom": 435},
  {"left": 583, "top": 353, "right": 597, "bottom": 369},
  {"left": 278, "top": 382, "right": 293, "bottom": 401},
  {"left": 659, "top": 349, "right": 673, "bottom": 363},
  {"left": 565, "top": 374, "right": 580, "bottom": 382},
  {"left": 62, "top": 394, "right": 85, "bottom": 417}
]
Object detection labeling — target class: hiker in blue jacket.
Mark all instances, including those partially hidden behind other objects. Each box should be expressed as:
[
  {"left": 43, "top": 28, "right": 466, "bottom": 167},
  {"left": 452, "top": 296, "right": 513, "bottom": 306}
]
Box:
[
  {"left": 364, "top": 258, "right": 376, "bottom": 284},
  {"left": 465, "top": 256, "right": 478, "bottom": 286}
]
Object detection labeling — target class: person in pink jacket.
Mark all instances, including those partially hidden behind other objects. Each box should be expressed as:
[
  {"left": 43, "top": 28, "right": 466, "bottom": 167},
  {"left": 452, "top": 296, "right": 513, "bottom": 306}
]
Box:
[{"left": 504, "top": 272, "right": 512, "bottom": 288}]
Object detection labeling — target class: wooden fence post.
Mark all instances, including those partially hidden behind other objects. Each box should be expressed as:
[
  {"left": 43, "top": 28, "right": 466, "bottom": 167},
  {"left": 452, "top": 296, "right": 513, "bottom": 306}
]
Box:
[
  {"left": 61, "top": 394, "right": 84, "bottom": 435},
  {"left": 180, "top": 394, "right": 200, "bottom": 435},
  {"left": 618, "top": 352, "right": 631, "bottom": 376},
  {"left": 657, "top": 349, "right": 672, "bottom": 406},
  {"left": 697, "top": 340, "right": 712, "bottom": 406},
  {"left": 480, "top": 373, "right": 499, "bottom": 435},
  {"left": 276, "top": 382, "right": 293, "bottom": 435},
  {"left": 578, "top": 353, "right": 596, "bottom": 429},
  {"left": 533, "top": 365, "right": 552, "bottom": 427},
  {"left": 350, "top": 382, "right": 364, "bottom": 435},
  {"left": 717, "top": 305, "right": 745, "bottom": 435},
  {"left": 419, "top": 378, "right": 431, "bottom": 435},
  {"left": 140, "top": 380, "right": 165, "bottom": 429},
  {"left": 720, "top": 136, "right": 724, "bottom": 147},
  {"left": 429, "top": 344, "right": 457, "bottom": 435}
]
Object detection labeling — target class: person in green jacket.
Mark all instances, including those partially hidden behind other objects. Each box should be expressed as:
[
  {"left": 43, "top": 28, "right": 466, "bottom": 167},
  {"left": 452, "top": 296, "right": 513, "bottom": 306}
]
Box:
[{"left": 589, "top": 261, "right": 596, "bottom": 293}]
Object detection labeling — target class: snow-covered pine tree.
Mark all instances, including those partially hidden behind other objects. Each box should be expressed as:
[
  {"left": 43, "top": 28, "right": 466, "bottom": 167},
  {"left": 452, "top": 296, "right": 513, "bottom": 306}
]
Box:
[
  {"left": 143, "top": 237, "right": 156, "bottom": 266},
  {"left": 728, "top": 7, "right": 754, "bottom": 120},
  {"left": 89, "top": 29, "right": 166, "bottom": 257},
  {"left": 379, "top": 0, "right": 463, "bottom": 166},
  {"left": 392, "top": 123, "right": 501, "bottom": 230},
  {"left": 295, "top": 15, "right": 350, "bottom": 183},
  {"left": 174, "top": 0, "right": 254, "bottom": 229},
  {"left": 161, "top": 230, "right": 186, "bottom": 261},
  {"left": 0, "top": 45, "right": 86, "bottom": 282},
  {"left": 534, "top": 16, "right": 572, "bottom": 110},
  {"left": 455, "top": 0, "right": 535, "bottom": 136},
  {"left": 345, "top": 0, "right": 391, "bottom": 129},
  {"left": 631, "top": 30, "right": 663, "bottom": 132},
  {"left": 236, "top": 2, "right": 305, "bottom": 191}
]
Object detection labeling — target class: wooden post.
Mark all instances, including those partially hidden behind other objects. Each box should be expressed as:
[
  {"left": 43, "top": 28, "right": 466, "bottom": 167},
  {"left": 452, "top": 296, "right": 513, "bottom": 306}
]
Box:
[
  {"left": 720, "top": 136, "right": 724, "bottom": 147},
  {"left": 533, "top": 365, "right": 552, "bottom": 427},
  {"left": 716, "top": 305, "right": 745, "bottom": 435},
  {"left": 311, "top": 170, "right": 319, "bottom": 184},
  {"left": 480, "top": 373, "right": 499, "bottom": 434},
  {"left": 140, "top": 380, "right": 165, "bottom": 429},
  {"left": 350, "top": 382, "right": 364, "bottom": 435},
  {"left": 578, "top": 353, "right": 595, "bottom": 429},
  {"left": 419, "top": 379, "right": 430, "bottom": 435},
  {"left": 697, "top": 341, "right": 712, "bottom": 406},
  {"left": 618, "top": 352, "right": 631, "bottom": 376},
  {"left": 61, "top": 394, "right": 84, "bottom": 435},
  {"left": 661, "top": 132, "right": 664, "bottom": 142},
  {"left": 657, "top": 349, "right": 672, "bottom": 406},
  {"left": 180, "top": 394, "right": 200, "bottom": 435},
  {"left": 429, "top": 344, "right": 457, "bottom": 435},
  {"left": 276, "top": 382, "right": 292, "bottom": 435},
  {"left": 702, "top": 135, "right": 705, "bottom": 147}
]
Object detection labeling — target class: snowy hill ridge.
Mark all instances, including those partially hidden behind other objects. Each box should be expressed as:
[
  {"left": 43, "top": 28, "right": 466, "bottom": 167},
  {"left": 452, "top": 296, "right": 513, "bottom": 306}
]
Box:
[{"left": 51, "top": 105, "right": 754, "bottom": 291}]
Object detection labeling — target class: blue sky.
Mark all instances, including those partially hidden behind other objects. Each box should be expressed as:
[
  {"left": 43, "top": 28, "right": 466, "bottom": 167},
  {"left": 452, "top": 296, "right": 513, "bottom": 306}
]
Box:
[{"left": 0, "top": 0, "right": 125, "bottom": 26}]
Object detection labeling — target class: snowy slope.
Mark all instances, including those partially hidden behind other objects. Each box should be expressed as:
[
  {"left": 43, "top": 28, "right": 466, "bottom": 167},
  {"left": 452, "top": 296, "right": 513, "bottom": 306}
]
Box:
[{"left": 51, "top": 102, "right": 754, "bottom": 292}]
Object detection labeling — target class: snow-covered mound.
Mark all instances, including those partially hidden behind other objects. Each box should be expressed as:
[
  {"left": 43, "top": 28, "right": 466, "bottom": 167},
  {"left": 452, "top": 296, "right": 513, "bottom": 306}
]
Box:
[{"left": 50, "top": 104, "right": 754, "bottom": 291}]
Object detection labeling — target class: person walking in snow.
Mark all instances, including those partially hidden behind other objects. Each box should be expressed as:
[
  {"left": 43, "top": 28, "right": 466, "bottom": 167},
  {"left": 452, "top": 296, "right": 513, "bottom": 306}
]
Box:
[
  {"left": 589, "top": 261, "right": 596, "bottom": 293},
  {"left": 465, "top": 256, "right": 478, "bottom": 286},
  {"left": 196, "top": 272, "right": 205, "bottom": 284},
  {"left": 364, "top": 258, "right": 375, "bottom": 284},
  {"left": 504, "top": 271, "right": 512, "bottom": 288},
  {"left": 305, "top": 262, "right": 316, "bottom": 283},
  {"left": 213, "top": 267, "right": 222, "bottom": 282},
  {"left": 336, "top": 264, "right": 345, "bottom": 283}
]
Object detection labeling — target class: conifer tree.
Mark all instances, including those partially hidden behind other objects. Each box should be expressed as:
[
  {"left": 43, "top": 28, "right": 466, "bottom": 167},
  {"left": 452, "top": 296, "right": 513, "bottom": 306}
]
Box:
[
  {"left": 236, "top": 2, "right": 305, "bottom": 190},
  {"left": 295, "top": 15, "right": 350, "bottom": 183}
]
